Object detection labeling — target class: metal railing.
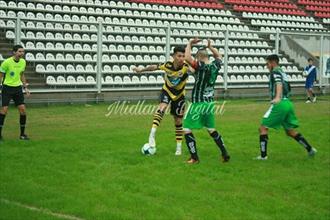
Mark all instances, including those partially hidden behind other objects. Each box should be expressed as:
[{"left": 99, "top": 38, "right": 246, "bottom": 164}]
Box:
[{"left": 0, "top": 16, "right": 329, "bottom": 94}]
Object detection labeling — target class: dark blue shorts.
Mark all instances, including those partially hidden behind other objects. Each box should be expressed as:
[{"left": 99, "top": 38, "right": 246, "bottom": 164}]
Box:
[{"left": 305, "top": 80, "right": 314, "bottom": 89}]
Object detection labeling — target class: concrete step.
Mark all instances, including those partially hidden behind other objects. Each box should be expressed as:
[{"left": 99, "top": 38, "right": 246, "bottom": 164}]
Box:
[
  {"left": 0, "top": 49, "right": 11, "bottom": 52},
  {"left": 0, "top": 47, "right": 11, "bottom": 51},
  {"left": 25, "top": 75, "right": 43, "bottom": 79},
  {"left": 25, "top": 67, "right": 36, "bottom": 72},
  {"left": 28, "top": 83, "right": 47, "bottom": 88},
  {"left": 0, "top": 48, "right": 10, "bottom": 52}
]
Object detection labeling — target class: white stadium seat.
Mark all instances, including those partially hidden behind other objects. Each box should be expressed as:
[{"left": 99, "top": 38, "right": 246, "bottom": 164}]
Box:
[
  {"left": 148, "top": 76, "right": 157, "bottom": 84},
  {"left": 140, "top": 76, "right": 148, "bottom": 84},
  {"left": 46, "top": 76, "right": 56, "bottom": 85},
  {"left": 86, "top": 76, "right": 96, "bottom": 85},
  {"left": 76, "top": 76, "right": 86, "bottom": 85},
  {"left": 131, "top": 76, "right": 140, "bottom": 84},
  {"left": 67, "top": 76, "right": 76, "bottom": 85},
  {"left": 56, "top": 76, "right": 66, "bottom": 85},
  {"left": 105, "top": 76, "right": 113, "bottom": 84},
  {"left": 76, "top": 65, "right": 85, "bottom": 73},
  {"left": 114, "top": 76, "right": 123, "bottom": 85},
  {"left": 36, "top": 64, "right": 45, "bottom": 73},
  {"left": 123, "top": 76, "right": 131, "bottom": 84},
  {"left": 157, "top": 75, "right": 164, "bottom": 84}
]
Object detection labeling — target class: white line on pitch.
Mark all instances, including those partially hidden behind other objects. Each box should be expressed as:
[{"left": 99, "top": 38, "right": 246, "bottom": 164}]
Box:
[{"left": 0, "top": 198, "right": 87, "bottom": 220}]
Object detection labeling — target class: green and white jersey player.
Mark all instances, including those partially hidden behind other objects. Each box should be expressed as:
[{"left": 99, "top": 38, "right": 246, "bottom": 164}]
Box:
[
  {"left": 183, "top": 38, "right": 230, "bottom": 164},
  {"left": 257, "top": 54, "right": 317, "bottom": 160}
]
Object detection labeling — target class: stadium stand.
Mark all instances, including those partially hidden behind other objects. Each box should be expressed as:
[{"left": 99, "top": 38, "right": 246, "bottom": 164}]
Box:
[
  {"left": 128, "top": 0, "right": 225, "bottom": 9},
  {"left": 297, "top": 0, "right": 330, "bottom": 18},
  {"left": 229, "top": 0, "right": 328, "bottom": 32},
  {"left": 0, "top": 0, "right": 328, "bottom": 92}
]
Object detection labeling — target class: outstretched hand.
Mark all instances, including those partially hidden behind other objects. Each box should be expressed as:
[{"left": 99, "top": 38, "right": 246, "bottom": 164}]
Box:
[
  {"left": 132, "top": 67, "right": 142, "bottom": 73},
  {"left": 190, "top": 37, "right": 202, "bottom": 45}
]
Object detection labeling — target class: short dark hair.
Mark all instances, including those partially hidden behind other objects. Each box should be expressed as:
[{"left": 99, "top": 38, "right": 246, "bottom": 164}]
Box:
[
  {"left": 13, "top": 44, "right": 24, "bottom": 52},
  {"left": 173, "top": 46, "right": 185, "bottom": 54},
  {"left": 266, "top": 54, "right": 279, "bottom": 64},
  {"left": 308, "top": 58, "right": 313, "bottom": 62}
]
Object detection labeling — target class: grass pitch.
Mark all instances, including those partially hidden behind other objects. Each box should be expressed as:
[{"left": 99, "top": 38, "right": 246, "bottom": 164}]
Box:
[{"left": 0, "top": 97, "right": 329, "bottom": 220}]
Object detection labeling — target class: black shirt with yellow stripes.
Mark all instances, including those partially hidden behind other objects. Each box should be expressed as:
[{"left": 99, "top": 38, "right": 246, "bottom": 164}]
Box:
[{"left": 157, "top": 61, "right": 189, "bottom": 101}]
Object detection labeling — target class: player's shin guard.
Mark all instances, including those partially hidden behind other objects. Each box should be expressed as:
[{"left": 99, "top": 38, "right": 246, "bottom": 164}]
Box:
[
  {"left": 185, "top": 133, "right": 198, "bottom": 160},
  {"left": 152, "top": 109, "right": 164, "bottom": 129},
  {"left": 260, "top": 134, "right": 268, "bottom": 158},
  {"left": 175, "top": 124, "right": 183, "bottom": 147},
  {"left": 294, "top": 133, "right": 312, "bottom": 152},
  {"left": 0, "top": 113, "right": 6, "bottom": 137},
  {"left": 210, "top": 131, "right": 229, "bottom": 156},
  {"left": 19, "top": 114, "right": 26, "bottom": 136}
]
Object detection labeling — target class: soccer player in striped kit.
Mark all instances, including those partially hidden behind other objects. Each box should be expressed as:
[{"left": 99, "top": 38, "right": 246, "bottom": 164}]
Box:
[
  {"left": 133, "top": 46, "right": 189, "bottom": 155},
  {"left": 183, "top": 38, "right": 230, "bottom": 164}
]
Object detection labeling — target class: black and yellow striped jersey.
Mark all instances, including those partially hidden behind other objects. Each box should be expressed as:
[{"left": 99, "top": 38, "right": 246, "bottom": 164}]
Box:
[{"left": 157, "top": 61, "right": 189, "bottom": 101}]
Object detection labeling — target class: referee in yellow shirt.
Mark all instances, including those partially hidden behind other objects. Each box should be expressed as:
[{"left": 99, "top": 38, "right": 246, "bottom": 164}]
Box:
[{"left": 0, "top": 45, "right": 30, "bottom": 141}]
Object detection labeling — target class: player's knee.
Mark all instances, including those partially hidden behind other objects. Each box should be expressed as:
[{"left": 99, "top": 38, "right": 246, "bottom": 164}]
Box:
[
  {"left": 18, "top": 105, "right": 26, "bottom": 114},
  {"left": 259, "top": 126, "right": 267, "bottom": 134},
  {"left": 158, "top": 104, "right": 167, "bottom": 112},
  {"left": 183, "top": 128, "right": 191, "bottom": 134},
  {"left": 286, "top": 129, "right": 297, "bottom": 138},
  {"left": 174, "top": 116, "right": 183, "bottom": 125},
  {"left": 175, "top": 120, "right": 182, "bottom": 126}
]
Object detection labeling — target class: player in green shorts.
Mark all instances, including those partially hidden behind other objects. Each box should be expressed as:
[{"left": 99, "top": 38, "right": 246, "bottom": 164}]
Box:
[
  {"left": 257, "top": 54, "right": 317, "bottom": 160},
  {"left": 183, "top": 38, "right": 230, "bottom": 164},
  {"left": 0, "top": 45, "right": 30, "bottom": 141}
]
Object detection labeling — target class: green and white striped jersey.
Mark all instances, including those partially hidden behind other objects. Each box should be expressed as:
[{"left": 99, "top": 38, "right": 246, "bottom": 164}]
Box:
[
  {"left": 190, "top": 59, "right": 222, "bottom": 103},
  {"left": 269, "top": 66, "right": 291, "bottom": 100}
]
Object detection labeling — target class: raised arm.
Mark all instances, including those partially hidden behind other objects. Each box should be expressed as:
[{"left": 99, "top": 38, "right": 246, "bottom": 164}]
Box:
[
  {"left": 185, "top": 38, "right": 201, "bottom": 66},
  {"left": 132, "top": 65, "right": 159, "bottom": 74},
  {"left": 207, "top": 39, "right": 222, "bottom": 60}
]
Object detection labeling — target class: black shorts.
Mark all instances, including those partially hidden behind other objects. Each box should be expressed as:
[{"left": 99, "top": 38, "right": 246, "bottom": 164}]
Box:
[
  {"left": 159, "top": 89, "right": 185, "bottom": 117},
  {"left": 1, "top": 85, "right": 25, "bottom": 107}
]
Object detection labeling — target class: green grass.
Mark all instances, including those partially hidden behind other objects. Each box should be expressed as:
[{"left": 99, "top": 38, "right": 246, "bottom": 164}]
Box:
[{"left": 0, "top": 98, "right": 329, "bottom": 220}]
